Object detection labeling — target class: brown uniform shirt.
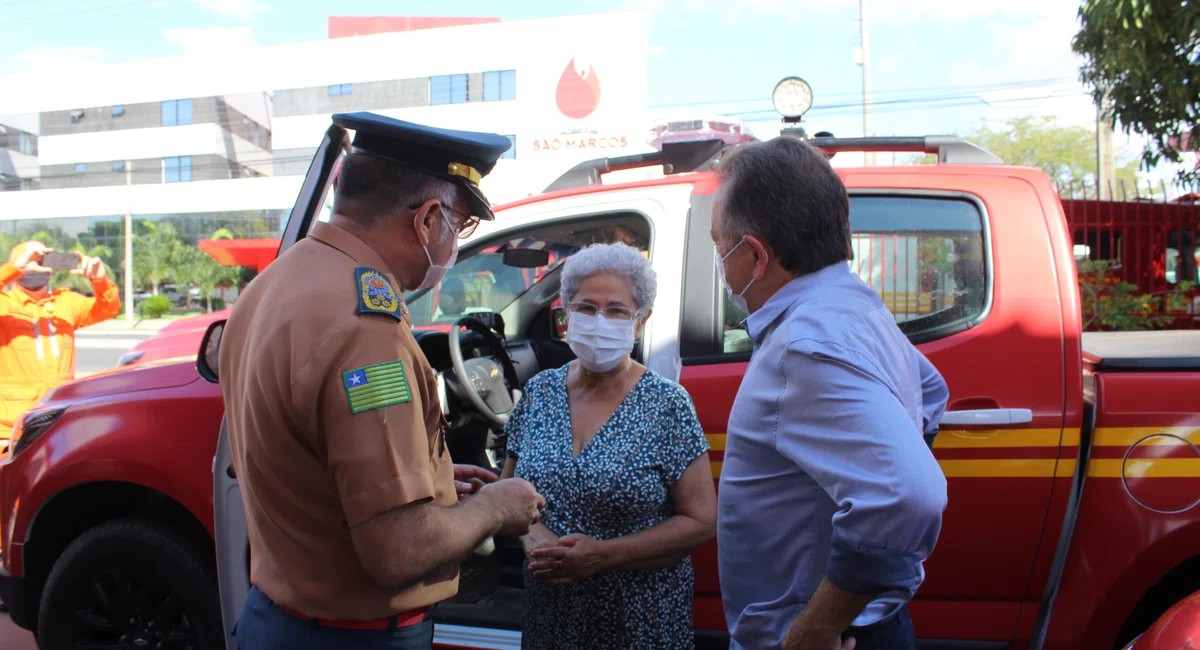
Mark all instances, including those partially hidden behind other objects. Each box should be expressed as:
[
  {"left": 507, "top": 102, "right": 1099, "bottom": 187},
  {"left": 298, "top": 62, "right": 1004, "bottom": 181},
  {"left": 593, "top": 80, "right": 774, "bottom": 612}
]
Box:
[{"left": 219, "top": 220, "right": 457, "bottom": 621}]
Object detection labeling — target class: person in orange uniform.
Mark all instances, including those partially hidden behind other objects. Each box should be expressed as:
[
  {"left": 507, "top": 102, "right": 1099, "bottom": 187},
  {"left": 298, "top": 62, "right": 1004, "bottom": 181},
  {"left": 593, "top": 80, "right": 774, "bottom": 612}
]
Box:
[
  {"left": 0, "top": 241, "right": 120, "bottom": 441},
  {"left": 220, "top": 113, "right": 545, "bottom": 650}
]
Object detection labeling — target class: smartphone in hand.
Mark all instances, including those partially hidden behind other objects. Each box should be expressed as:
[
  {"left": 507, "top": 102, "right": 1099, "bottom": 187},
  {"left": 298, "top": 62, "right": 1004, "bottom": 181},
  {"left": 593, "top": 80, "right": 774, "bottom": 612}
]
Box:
[{"left": 42, "top": 251, "right": 79, "bottom": 270}]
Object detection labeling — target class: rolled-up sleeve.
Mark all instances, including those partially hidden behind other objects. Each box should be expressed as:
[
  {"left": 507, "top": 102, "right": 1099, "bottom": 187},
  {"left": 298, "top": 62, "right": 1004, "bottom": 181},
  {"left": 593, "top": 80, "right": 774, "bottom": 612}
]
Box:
[
  {"left": 916, "top": 350, "right": 949, "bottom": 445},
  {"left": 774, "top": 343, "right": 947, "bottom": 597}
]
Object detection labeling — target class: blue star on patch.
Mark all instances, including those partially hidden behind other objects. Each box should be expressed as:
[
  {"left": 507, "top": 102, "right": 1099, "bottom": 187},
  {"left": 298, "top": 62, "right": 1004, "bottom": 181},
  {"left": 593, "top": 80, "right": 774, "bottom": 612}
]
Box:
[{"left": 355, "top": 266, "right": 402, "bottom": 321}]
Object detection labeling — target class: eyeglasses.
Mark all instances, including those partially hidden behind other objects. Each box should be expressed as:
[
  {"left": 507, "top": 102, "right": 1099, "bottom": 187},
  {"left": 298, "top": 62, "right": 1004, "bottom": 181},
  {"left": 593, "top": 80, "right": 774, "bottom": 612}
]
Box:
[
  {"left": 410, "top": 203, "right": 480, "bottom": 239},
  {"left": 567, "top": 302, "right": 640, "bottom": 321}
]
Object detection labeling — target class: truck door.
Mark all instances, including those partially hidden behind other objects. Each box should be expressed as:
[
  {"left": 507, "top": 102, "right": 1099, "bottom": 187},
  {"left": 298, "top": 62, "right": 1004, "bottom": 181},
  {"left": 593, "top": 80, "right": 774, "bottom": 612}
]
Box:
[
  {"left": 212, "top": 123, "right": 347, "bottom": 650},
  {"left": 678, "top": 181, "right": 1068, "bottom": 645}
]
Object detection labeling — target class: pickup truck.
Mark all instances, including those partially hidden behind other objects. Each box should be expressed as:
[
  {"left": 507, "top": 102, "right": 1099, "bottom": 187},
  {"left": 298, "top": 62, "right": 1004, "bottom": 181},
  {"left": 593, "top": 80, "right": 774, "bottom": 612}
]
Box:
[{"left": 2, "top": 115, "right": 1198, "bottom": 650}]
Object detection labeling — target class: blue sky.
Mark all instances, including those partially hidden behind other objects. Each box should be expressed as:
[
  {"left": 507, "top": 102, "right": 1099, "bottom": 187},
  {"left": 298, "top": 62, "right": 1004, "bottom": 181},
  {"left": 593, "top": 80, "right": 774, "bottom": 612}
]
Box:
[{"left": 0, "top": 0, "right": 1132, "bottom": 155}]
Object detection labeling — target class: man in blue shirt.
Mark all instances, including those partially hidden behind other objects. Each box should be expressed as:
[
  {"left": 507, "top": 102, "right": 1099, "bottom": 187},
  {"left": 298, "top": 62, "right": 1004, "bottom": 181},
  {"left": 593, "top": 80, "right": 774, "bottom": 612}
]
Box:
[{"left": 713, "top": 137, "right": 949, "bottom": 650}]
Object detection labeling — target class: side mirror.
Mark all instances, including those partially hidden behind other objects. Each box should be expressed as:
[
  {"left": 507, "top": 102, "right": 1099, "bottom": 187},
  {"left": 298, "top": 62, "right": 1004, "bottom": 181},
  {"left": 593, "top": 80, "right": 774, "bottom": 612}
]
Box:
[
  {"left": 197, "top": 320, "right": 226, "bottom": 383},
  {"left": 504, "top": 248, "right": 551, "bottom": 268}
]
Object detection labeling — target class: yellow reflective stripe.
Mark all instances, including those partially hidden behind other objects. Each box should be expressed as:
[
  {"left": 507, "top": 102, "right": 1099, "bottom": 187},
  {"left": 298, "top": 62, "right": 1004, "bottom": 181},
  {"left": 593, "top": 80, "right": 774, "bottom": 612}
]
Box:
[{"left": 1093, "top": 427, "right": 1200, "bottom": 447}]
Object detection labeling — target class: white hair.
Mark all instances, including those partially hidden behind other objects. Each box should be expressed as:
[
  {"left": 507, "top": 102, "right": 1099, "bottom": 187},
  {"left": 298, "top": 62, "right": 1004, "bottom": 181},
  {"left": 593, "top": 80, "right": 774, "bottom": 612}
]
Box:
[{"left": 560, "top": 242, "right": 656, "bottom": 312}]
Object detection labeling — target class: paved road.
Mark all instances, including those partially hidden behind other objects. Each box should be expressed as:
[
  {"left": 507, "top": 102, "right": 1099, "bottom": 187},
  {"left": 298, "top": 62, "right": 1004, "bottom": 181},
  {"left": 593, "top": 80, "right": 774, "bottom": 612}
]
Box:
[
  {"left": 74, "top": 328, "right": 158, "bottom": 377},
  {"left": 0, "top": 612, "right": 37, "bottom": 650}
]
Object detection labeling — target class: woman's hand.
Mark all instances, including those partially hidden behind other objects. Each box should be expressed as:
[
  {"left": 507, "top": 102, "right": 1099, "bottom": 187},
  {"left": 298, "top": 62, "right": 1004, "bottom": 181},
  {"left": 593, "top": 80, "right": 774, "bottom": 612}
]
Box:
[
  {"left": 528, "top": 534, "right": 609, "bottom": 584},
  {"left": 519, "top": 523, "right": 559, "bottom": 561}
]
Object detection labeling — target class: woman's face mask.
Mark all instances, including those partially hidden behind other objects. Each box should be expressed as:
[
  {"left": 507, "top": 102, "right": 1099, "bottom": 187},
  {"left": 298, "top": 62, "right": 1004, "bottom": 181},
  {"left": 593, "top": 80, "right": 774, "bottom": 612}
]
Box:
[{"left": 566, "top": 311, "right": 638, "bottom": 373}]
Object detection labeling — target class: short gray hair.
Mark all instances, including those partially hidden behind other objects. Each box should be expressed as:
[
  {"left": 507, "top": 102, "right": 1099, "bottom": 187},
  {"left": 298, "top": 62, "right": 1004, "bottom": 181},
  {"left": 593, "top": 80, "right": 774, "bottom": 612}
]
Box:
[
  {"left": 560, "top": 242, "right": 656, "bottom": 312},
  {"left": 334, "top": 151, "right": 458, "bottom": 226}
]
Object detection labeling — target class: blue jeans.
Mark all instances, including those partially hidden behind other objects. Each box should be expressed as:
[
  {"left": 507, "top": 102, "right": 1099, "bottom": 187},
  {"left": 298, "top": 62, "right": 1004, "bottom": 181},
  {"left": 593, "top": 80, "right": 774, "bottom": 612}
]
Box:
[
  {"left": 842, "top": 604, "right": 918, "bottom": 650},
  {"left": 235, "top": 586, "right": 434, "bottom": 650}
]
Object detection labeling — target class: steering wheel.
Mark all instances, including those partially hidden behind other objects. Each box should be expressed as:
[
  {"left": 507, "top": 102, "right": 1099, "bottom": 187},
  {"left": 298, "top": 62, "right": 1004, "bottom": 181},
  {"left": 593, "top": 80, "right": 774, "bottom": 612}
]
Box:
[{"left": 447, "top": 316, "right": 521, "bottom": 428}]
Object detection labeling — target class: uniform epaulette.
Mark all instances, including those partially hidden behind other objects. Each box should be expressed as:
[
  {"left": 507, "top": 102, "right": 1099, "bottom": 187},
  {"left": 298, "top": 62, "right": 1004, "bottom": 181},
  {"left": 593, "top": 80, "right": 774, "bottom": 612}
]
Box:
[{"left": 354, "top": 266, "right": 403, "bottom": 321}]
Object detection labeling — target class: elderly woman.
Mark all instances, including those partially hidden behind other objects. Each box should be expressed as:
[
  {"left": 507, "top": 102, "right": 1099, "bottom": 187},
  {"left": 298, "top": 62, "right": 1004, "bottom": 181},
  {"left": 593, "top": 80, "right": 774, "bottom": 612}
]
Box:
[{"left": 499, "top": 241, "right": 716, "bottom": 650}]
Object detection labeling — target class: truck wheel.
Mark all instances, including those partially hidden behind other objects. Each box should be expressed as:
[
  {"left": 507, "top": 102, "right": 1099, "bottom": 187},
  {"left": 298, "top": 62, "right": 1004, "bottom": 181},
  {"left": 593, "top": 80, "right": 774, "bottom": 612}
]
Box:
[{"left": 37, "top": 518, "right": 223, "bottom": 650}]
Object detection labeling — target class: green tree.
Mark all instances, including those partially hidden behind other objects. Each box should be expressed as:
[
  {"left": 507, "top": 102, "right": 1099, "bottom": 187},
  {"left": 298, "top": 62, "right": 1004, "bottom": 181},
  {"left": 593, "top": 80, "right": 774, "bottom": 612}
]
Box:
[
  {"left": 1078, "top": 259, "right": 1196, "bottom": 330},
  {"left": 1073, "top": 0, "right": 1200, "bottom": 179},
  {"left": 133, "top": 221, "right": 183, "bottom": 295},
  {"left": 174, "top": 246, "right": 240, "bottom": 312},
  {"left": 906, "top": 115, "right": 1144, "bottom": 195}
]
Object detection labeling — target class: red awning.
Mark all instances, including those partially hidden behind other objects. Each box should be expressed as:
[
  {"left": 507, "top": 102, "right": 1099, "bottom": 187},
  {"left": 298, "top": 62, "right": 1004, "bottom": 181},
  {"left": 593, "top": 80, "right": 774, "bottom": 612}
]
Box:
[{"left": 198, "top": 239, "right": 280, "bottom": 272}]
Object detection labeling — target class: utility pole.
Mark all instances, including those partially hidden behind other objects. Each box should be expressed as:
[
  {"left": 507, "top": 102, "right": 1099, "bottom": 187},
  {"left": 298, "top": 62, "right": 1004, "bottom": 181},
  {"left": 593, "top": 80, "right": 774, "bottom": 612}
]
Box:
[
  {"left": 123, "top": 160, "right": 134, "bottom": 322},
  {"left": 1096, "top": 94, "right": 1116, "bottom": 200},
  {"left": 859, "top": 0, "right": 875, "bottom": 165}
]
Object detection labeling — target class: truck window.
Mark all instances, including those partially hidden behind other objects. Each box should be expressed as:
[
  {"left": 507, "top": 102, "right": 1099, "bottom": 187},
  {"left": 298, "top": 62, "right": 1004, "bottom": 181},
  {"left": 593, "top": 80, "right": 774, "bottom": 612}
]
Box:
[
  {"left": 404, "top": 214, "right": 651, "bottom": 332},
  {"left": 719, "top": 195, "right": 988, "bottom": 352}
]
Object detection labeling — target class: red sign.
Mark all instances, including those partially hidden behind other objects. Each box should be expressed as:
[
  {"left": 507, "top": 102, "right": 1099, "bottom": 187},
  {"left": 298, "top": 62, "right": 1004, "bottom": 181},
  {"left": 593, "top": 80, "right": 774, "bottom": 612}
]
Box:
[{"left": 556, "top": 58, "right": 601, "bottom": 119}]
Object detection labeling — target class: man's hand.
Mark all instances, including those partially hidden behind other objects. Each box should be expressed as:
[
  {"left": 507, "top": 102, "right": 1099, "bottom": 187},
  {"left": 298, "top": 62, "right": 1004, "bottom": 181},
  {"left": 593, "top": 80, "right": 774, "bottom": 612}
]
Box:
[
  {"left": 528, "top": 534, "right": 608, "bottom": 585},
  {"left": 519, "top": 523, "right": 559, "bottom": 561},
  {"left": 12, "top": 242, "right": 51, "bottom": 274},
  {"left": 72, "top": 252, "right": 106, "bottom": 281},
  {"left": 454, "top": 464, "right": 497, "bottom": 501},
  {"left": 475, "top": 477, "right": 544, "bottom": 536},
  {"left": 781, "top": 622, "right": 857, "bottom": 650}
]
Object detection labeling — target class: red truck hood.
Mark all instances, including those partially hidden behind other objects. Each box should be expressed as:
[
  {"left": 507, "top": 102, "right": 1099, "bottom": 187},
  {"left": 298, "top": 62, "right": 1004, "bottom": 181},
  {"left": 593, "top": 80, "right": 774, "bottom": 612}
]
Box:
[{"left": 46, "top": 359, "right": 199, "bottom": 404}]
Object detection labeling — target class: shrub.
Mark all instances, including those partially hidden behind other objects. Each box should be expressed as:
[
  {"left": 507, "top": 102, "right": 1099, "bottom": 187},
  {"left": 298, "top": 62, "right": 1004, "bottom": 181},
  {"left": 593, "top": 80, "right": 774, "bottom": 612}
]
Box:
[{"left": 138, "top": 295, "right": 172, "bottom": 319}]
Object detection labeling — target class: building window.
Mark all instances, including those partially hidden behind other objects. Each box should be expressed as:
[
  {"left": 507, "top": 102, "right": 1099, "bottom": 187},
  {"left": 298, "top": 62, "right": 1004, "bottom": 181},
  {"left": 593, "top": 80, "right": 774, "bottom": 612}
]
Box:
[
  {"left": 112, "top": 161, "right": 125, "bottom": 172},
  {"left": 162, "top": 99, "right": 194, "bottom": 127},
  {"left": 74, "top": 163, "right": 86, "bottom": 174},
  {"left": 164, "top": 156, "right": 193, "bottom": 183},
  {"left": 111, "top": 106, "right": 126, "bottom": 118},
  {"left": 16, "top": 132, "right": 35, "bottom": 156},
  {"left": 328, "top": 83, "right": 353, "bottom": 96},
  {"left": 501, "top": 135, "right": 516, "bottom": 159},
  {"left": 483, "top": 70, "right": 516, "bottom": 102},
  {"left": 431, "top": 74, "right": 468, "bottom": 105}
]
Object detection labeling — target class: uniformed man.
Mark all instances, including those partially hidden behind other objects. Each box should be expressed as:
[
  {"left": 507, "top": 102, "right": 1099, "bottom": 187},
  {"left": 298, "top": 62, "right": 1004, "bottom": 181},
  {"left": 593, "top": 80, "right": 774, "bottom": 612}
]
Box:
[
  {"left": 0, "top": 241, "right": 120, "bottom": 442},
  {"left": 219, "top": 113, "right": 544, "bottom": 650}
]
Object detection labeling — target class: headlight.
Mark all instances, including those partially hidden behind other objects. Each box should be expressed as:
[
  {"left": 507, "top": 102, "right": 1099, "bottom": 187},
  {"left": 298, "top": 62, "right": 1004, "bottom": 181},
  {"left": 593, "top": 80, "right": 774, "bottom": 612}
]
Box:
[
  {"left": 117, "top": 350, "right": 144, "bottom": 366},
  {"left": 10, "top": 407, "right": 67, "bottom": 456}
]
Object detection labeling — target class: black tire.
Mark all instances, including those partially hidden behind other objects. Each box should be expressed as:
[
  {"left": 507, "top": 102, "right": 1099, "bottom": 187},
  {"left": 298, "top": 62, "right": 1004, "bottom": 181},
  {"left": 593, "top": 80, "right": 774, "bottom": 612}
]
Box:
[{"left": 37, "top": 518, "right": 224, "bottom": 650}]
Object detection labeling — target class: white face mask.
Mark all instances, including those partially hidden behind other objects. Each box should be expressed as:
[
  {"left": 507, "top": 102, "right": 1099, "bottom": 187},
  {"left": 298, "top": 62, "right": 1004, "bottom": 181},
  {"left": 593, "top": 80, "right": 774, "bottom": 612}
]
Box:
[
  {"left": 716, "top": 240, "right": 763, "bottom": 314},
  {"left": 416, "top": 208, "right": 458, "bottom": 291},
  {"left": 566, "top": 312, "right": 637, "bottom": 373}
]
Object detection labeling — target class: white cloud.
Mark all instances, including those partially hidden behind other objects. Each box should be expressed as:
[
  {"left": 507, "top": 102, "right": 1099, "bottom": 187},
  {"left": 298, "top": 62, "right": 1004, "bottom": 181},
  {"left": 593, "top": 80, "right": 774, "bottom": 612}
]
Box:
[
  {"left": 6, "top": 45, "right": 107, "bottom": 74},
  {"left": 164, "top": 26, "right": 258, "bottom": 56},
  {"left": 191, "top": 0, "right": 266, "bottom": 20}
]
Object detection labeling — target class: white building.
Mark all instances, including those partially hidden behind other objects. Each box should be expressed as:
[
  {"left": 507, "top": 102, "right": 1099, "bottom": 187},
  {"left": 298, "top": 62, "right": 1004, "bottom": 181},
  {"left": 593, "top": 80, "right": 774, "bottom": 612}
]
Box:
[{"left": 0, "top": 11, "right": 652, "bottom": 255}]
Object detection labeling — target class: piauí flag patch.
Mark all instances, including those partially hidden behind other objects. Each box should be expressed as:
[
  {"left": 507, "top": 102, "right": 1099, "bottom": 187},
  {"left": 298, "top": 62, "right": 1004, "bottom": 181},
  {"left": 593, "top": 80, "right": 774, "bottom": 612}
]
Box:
[{"left": 342, "top": 360, "right": 412, "bottom": 414}]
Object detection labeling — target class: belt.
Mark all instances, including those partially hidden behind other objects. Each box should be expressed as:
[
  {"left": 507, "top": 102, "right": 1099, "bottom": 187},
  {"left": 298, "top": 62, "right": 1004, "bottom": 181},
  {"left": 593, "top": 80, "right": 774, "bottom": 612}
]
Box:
[{"left": 278, "top": 605, "right": 429, "bottom": 630}]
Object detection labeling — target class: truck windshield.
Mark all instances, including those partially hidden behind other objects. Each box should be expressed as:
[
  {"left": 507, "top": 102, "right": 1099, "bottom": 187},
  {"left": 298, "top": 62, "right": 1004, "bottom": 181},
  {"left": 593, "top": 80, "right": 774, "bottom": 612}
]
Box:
[{"left": 404, "top": 240, "right": 569, "bottom": 327}]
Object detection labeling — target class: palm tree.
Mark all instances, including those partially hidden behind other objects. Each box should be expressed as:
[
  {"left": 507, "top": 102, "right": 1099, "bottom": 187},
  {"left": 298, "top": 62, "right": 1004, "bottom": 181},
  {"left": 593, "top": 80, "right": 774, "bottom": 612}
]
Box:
[{"left": 133, "top": 221, "right": 183, "bottom": 296}]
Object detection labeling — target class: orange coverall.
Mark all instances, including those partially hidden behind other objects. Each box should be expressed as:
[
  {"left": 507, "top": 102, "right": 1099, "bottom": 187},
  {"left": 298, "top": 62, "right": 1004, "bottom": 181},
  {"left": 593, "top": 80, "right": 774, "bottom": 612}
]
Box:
[{"left": 0, "top": 263, "right": 121, "bottom": 437}]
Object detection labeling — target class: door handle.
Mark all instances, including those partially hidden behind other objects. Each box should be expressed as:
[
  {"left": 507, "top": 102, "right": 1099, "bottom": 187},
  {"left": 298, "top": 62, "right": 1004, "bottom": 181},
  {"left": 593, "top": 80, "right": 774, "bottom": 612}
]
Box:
[{"left": 940, "top": 408, "right": 1033, "bottom": 427}]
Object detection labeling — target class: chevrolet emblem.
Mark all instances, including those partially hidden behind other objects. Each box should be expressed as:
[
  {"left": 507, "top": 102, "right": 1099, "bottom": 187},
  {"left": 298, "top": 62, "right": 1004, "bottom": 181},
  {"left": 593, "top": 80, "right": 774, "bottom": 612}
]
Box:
[{"left": 490, "top": 368, "right": 500, "bottom": 378}]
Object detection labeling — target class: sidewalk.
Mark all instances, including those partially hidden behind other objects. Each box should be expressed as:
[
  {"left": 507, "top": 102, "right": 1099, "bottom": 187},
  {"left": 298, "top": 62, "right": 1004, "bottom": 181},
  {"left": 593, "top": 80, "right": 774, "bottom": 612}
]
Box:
[{"left": 81, "top": 318, "right": 174, "bottom": 333}]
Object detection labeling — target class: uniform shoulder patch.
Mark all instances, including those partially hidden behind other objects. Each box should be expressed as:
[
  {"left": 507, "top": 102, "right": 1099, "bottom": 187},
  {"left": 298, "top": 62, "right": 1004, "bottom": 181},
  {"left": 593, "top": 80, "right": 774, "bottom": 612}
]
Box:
[
  {"left": 343, "top": 360, "right": 413, "bottom": 414},
  {"left": 355, "top": 266, "right": 403, "bottom": 320}
]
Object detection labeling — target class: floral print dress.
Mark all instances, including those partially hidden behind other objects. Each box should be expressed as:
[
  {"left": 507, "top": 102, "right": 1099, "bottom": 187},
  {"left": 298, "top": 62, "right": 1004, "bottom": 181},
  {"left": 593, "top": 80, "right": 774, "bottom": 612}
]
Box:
[{"left": 505, "top": 365, "right": 710, "bottom": 650}]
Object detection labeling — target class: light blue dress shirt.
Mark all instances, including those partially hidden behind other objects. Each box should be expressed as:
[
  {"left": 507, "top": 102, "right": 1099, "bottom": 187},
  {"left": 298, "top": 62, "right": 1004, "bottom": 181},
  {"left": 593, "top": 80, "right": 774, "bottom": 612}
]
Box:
[{"left": 717, "top": 261, "right": 950, "bottom": 650}]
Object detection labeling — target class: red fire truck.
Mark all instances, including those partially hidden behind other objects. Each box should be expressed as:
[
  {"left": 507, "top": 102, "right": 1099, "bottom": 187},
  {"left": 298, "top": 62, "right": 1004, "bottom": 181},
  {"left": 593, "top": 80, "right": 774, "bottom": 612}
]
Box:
[{"left": 2, "top": 117, "right": 1198, "bottom": 650}]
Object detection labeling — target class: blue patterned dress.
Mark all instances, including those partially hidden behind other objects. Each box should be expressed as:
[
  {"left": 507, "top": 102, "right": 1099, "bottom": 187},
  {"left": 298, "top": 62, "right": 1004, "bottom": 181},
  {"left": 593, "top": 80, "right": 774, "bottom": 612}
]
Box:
[{"left": 505, "top": 365, "right": 710, "bottom": 650}]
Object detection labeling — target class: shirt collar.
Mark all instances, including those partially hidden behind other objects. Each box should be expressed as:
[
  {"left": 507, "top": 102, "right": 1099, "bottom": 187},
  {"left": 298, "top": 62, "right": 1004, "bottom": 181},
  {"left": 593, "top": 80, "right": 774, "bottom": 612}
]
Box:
[
  {"left": 308, "top": 221, "right": 395, "bottom": 273},
  {"left": 745, "top": 261, "right": 852, "bottom": 343}
]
